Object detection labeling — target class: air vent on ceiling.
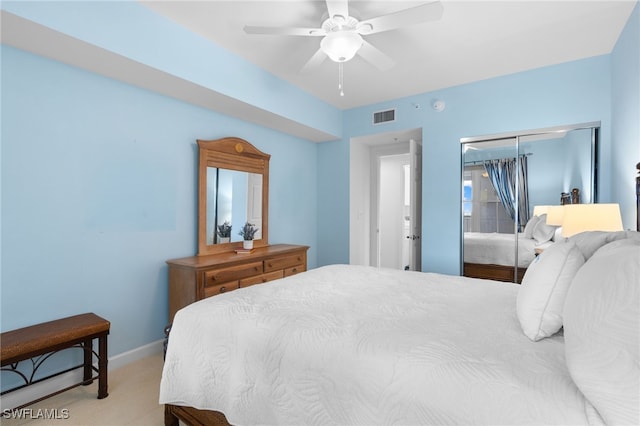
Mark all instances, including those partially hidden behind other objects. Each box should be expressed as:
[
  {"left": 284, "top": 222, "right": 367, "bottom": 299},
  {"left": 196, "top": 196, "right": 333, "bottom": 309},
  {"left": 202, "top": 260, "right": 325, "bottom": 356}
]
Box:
[{"left": 373, "top": 109, "right": 396, "bottom": 125}]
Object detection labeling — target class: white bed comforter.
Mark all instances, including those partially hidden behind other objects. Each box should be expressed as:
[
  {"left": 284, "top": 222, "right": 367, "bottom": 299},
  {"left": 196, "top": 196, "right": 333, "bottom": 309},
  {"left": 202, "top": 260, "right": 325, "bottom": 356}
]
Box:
[
  {"left": 464, "top": 232, "right": 544, "bottom": 267},
  {"left": 160, "top": 264, "right": 592, "bottom": 425}
]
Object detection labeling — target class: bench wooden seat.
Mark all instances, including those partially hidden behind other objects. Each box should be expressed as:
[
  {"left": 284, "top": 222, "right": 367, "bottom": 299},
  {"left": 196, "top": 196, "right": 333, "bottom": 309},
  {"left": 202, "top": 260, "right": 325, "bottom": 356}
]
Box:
[{"left": 1, "top": 313, "right": 110, "bottom": 408}]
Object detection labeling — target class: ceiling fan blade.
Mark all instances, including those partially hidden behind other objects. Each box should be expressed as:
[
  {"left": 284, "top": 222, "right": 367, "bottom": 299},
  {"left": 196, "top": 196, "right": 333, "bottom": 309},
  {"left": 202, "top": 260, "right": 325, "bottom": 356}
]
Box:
[
  {"left": 357, "top": 1, "right": 443, "bottom": 35},
  {"left": 243, "top": 25, "right": 325, "bottom": 36},
  {"left": 300, "top": 48, "right": 327, "bottom": 74},
  {"left": 326, "top": 0, "right": 349, "bottom": 21},
  {"left": 357, "top": 40, "right": 395, "bottom": 71}
]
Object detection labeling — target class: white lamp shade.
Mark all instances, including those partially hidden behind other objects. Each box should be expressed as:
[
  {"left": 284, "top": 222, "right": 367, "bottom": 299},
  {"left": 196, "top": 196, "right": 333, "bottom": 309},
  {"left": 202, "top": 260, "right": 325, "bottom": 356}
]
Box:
[
  {"left": 320, "top": 31, "right": 363, "bottom": 62},
  {"left": 561, "top": 203, "right": 624, "bottom": 237},
  {"left": 546, "top": 205, "right": 565, "bottom": 226},
  {"left": 532, "top": 205, "right": 550, "bottom": 217}
]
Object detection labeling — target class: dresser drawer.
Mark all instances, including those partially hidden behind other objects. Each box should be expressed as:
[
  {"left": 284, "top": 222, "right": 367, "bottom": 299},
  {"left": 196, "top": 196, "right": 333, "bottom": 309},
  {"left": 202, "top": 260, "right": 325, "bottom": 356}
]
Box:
[
  {"left": 264, "top": 253, "right": 305, "bottom": 272},
  {"left": 284, "top": 264, "right": 306, "bottom": 277},
  {"left": 167, "top": 244, "right": 309, "bottom": 322},
  {"left": 204, "top": 281, "right": 239, "bottom": 298},
  {"left": 240, "top": 270, "right": 284, "bottom": 288},
  {"left": 204, "top": 261, "right": 263, "bottom": 286}
]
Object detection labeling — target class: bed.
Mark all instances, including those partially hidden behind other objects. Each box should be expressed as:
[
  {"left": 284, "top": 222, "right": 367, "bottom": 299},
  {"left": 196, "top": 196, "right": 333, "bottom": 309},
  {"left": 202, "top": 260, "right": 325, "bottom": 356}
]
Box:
[
  {"left": 463, "top": 232, "right": 539, "bottom": 268},
  {"left": 463, "top": 232, "right": 548, "bottom": 282},
  {"left": 464, "top": 211, "right": 560, "bottom": 283},
  {"left": 160, "top": 237, "right": 639, "bottom": 425},
  {"left": 160, "top": 167, "right": 640, "bottom": 426}
]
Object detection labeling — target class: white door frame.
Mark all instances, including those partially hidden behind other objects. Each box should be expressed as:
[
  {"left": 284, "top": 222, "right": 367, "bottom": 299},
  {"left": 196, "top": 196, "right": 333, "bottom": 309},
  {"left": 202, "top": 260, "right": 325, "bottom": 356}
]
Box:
[
  {"left": 349, "top": 128, "right": 423, "bottom": 269},
  {"left": 372, "top": 144, "right": 410, "bottom": 268}
]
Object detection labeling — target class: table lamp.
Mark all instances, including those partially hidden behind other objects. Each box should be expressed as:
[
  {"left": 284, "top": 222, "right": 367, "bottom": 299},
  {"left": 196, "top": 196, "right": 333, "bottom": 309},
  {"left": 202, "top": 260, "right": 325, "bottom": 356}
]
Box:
[{"left": 560, "top": 203, "right": 623, "bottom": 238}]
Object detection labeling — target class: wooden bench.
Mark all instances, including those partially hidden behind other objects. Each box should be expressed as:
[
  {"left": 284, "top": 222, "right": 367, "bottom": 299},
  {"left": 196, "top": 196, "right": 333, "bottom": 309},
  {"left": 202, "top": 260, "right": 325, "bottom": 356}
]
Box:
[{"left": 1, "top": 313, "right": 110, "bottom": 408}]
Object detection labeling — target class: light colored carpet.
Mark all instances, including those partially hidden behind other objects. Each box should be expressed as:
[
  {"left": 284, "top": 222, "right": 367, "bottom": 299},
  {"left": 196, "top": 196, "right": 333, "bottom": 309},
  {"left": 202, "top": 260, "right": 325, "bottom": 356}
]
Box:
[{"left": 1, "top": 352, "right": 165, "bottom": 426}]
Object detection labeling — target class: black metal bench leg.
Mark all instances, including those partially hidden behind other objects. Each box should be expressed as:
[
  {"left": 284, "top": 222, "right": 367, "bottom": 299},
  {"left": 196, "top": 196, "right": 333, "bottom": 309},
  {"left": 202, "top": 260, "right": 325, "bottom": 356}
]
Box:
[
  {"left": 97, "top": 333, "right": 108, "bottom": 399},
  {"left": 82, "top": 338, "right": 94, "bottom": 385}
]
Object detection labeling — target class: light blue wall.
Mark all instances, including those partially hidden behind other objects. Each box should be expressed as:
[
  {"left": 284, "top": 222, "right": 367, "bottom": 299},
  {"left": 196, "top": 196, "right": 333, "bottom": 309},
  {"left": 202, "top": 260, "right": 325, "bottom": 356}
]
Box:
[
  {"left": 319, "top": 55, "right": 613, "bottom": 273},
  {"left": 1, "top": 1, "right": 341, "bottom": 140},
  {"left": 611, "top": 2, "right": 640, "bottom": 231},
  {"left": 1, "top": 46, "right": 318, "bottom": 356},
  {"left": 316, "top": 138, "right": 350, "bottom": 266}
]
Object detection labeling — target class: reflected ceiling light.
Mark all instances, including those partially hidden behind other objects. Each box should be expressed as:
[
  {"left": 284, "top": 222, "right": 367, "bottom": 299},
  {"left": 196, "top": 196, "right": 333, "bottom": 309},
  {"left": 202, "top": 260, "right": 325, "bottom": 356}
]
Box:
[{"left": 320, "top": 31, "right": 363, "bottom": 63}]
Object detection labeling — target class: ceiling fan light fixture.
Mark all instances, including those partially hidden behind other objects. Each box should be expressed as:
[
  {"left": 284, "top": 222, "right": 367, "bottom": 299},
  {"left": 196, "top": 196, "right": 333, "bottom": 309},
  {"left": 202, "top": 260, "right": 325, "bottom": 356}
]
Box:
[{"left": 320, "top": 31, "right": 363, "bottom": 62}]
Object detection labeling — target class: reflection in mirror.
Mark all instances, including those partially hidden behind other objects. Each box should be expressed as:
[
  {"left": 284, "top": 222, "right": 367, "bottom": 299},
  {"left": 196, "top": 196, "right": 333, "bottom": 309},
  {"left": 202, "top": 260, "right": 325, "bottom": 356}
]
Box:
[
  {"left": 206, "top": 168, "right": 263, "bottom": 245},
  {"left": 463, "top": 139, "right": 518, "bottom": 234},
  {"left": 462, "top": 139, "right": 523, "bottom": 282},
  {"left": 461, "top": 123, "right": 599, "bottom": 283},
  {"left": 518, "top": 128, "right": 595, "bottom": 205}
]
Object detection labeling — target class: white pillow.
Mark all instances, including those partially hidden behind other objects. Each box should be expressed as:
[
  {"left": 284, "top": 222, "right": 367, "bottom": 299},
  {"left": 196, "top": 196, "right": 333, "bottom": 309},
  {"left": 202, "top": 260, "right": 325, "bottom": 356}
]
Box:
[
  {"left": 563, "top": 238, "right": 640, "bottom": 425},
  {"left": 569, "top": 231, "right": 627, "bottom": 260},
  {"left": 625, "top": 230, "right": 640, "bottom": 241},
  {"left": 516, "top": 239, "right": 585, "bottom": 341},
  {"left": 532, "top": 214, "right": 556, "bottom": 244},
  {"left": 523, "top": 215, "right": 540, "bottom": 239}
]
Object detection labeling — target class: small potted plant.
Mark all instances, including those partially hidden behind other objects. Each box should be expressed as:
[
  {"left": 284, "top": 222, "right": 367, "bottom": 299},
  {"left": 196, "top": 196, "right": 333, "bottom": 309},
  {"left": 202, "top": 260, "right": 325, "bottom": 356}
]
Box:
[
  {"left": 216, "top": 221, "right": 232, "bottom": 244},
  {"left": 239, "top": 222, "right": 258, "bottom": 249}
]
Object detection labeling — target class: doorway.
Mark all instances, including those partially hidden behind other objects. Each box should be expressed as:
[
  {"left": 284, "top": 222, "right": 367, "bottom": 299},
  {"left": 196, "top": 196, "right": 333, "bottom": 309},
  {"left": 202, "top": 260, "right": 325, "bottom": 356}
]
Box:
[{"left": 350, "top": 128, "right": 422, "bottom": 271}]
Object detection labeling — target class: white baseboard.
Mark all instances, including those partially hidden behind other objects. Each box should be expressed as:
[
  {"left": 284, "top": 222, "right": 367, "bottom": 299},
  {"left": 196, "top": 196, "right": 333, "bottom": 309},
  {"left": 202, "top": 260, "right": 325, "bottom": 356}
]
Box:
[
  {"left": 0, "top": 339, "right": 164, "bottom": 411},
  {"left": 108, "top": 339, "right": 164, "bottom": 371}
]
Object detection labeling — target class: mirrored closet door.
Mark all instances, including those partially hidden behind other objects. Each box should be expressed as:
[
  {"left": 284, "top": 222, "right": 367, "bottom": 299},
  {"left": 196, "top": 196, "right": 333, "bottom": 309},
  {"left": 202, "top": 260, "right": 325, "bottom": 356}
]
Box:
[{"left": 460, "top": 122, "right": 599, "bottom": 283}]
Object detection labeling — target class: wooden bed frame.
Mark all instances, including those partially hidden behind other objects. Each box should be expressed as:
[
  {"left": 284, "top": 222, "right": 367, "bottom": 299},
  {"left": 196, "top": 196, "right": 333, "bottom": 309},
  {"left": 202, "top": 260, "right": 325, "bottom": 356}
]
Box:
[
  {"left": 164, "top": 163, "right": 640, "bottom": 426},
  {"left": 165, "top": 404, "right": 231, "bottom": 426},
  {"left": 463, "top": 262, "right": 526, "bottom": 283}
]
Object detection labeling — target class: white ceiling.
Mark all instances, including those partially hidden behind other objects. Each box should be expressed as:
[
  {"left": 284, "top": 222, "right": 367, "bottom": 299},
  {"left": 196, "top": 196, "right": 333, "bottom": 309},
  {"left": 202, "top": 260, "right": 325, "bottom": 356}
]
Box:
[{"left": 140, "top": 0, "right": 637, "bottom": 110}]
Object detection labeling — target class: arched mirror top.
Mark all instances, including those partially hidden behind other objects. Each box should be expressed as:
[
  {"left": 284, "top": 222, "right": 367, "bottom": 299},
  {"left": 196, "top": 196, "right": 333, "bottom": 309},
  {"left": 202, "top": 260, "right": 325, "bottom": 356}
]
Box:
[{"left": 198, "top": 137, "right": 270, "bottom": 256}]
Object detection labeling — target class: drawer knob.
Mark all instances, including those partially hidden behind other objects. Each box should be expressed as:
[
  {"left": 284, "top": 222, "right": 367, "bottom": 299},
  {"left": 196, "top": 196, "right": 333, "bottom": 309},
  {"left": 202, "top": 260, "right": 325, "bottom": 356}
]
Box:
[
  {"left": 219, "top": 286, "right": 227, "bottom": 293},
  {"left": 292, "top": 268, "right": 298, "bottom": 273}
]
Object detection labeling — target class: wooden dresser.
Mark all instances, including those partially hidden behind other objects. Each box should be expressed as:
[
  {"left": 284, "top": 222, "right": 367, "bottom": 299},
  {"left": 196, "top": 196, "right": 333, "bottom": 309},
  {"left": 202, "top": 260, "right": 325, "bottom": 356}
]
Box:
[{"left": 166, "top": 244, "right": 308, "bottom": 322}]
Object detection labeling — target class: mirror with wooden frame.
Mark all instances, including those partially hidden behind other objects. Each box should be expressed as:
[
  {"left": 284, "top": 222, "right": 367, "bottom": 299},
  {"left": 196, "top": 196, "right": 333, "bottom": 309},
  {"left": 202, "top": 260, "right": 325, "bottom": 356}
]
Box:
[{"left": 197, "top": 137, "right": 270, "bottom": 255}]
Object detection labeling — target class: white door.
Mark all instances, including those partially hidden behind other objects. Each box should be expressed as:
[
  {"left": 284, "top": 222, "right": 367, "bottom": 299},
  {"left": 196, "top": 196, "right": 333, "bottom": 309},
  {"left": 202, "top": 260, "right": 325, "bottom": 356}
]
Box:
[
  {"left": 378, "top": 155, "right": 408, "bottom": 269},
  {"left": 246, "top": 173, "right": 263, "bottom": 240},
  {"left": 408, "top": 139, "right": 422, "bottom": 271}
]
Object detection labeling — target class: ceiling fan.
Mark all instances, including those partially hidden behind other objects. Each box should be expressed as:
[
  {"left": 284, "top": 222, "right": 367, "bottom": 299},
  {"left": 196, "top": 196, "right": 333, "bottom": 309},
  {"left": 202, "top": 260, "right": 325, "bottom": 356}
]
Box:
[{"left": 244, "top": 1, "right": 443, "bottom": 95}]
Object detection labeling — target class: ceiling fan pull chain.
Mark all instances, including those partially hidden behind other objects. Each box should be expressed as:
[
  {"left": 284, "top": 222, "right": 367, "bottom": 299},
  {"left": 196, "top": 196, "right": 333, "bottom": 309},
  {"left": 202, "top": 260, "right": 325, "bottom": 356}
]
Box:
[{"left": 339, "top": 62, "right": 344, "bottom": 97}]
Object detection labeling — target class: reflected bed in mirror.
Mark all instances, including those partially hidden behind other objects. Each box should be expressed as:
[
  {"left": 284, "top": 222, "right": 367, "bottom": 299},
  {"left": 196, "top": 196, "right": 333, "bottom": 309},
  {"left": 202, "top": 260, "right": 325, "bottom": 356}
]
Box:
[
  {"left": 198, "top": 137, "right": 270, "bottom": 255},
  {"left": 460, "top": 122, "right": 599, "bottom": 283}
]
